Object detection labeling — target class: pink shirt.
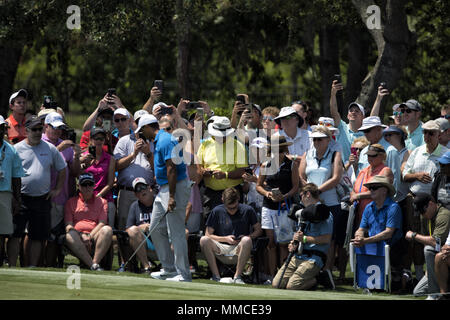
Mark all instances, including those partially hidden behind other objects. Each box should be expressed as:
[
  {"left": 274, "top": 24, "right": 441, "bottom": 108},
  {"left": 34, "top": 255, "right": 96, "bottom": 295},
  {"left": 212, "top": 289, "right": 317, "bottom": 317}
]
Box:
[
  {"left": 83, "top": 150, "right": 113, "bottom": 203},
  {"left": 64, "top": 193, "right": 108, "bottom": 233}
]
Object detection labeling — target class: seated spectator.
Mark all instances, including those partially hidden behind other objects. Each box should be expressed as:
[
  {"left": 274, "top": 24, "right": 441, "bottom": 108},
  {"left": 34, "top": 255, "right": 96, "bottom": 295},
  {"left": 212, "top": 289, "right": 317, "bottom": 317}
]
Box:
[
  {"left": 272, "top": 183, "right": 333, "bottom": 290},
  {"left": 257, "top": 136, "right": 299, "bottom": 277},
  {"left": 200, "top": 187, "right": 262, "bottom": 284},
  {"left": 80, "top": 127, "right": 116, "bottom": 227},
  {"left": 125, "top": 177, "right": 156, "bottom": 274},
  {"left": 352, "top": 175, "right": 405, "bottom": 284},
  {"left": 408, "top": 193, "right": 450, "bottom": 299},
  {"left": 64, "top": 173, "right": 112, "bottom": 271},
  {"left": 435, "top": 231, "right": 450, "bottom": 299},
  {"left": 6, "top": 89, "right": 29, "bottom": 144},
  {"left": 350, "top": 144, "right": 393, "bottom": 227}
]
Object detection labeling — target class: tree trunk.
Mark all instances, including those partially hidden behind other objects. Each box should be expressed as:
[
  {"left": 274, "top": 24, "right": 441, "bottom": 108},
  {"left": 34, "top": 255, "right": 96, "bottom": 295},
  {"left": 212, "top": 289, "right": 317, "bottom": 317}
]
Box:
[
  {"left": 345, "top": 26, "right": 370, "bottom": 114},
  {"left": 319, "top": 25, "right": 340, "bottom": 116},
  {"left": 175, "top": 0, "right": 192, "bottom": 99},
  {"left": 351, "top": 0, "right": 415, "bottom": 116},
  {"left": 0, "top": 45, "right": 22, "bottom": 115}
]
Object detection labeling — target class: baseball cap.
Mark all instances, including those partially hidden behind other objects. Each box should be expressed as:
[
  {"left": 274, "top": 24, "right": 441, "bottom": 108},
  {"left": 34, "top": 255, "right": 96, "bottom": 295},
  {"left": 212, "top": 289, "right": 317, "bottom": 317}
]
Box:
[
  {"left": 152, "top": 102, "right": 169, "bottom": 113},
  {"left": 132, "top": 177, "right": 148, "bottom": 191},
  {"left": 435, "top": 117, "right": 450, "bottom": 132},
  {"left": 25, "top": 115, "right": 43, "bottom": 129},
  {"left": 348, "top": 102, "right": 365, "bottom": 116},
  {"left": 9, "top": 89, "right": 28, "bottom": 104},
  {"left": 135, "top": 114, "right": 158, "bottom": 133},
  {"left": 134, "top": 109, "right": 149, "bottom": 122},
  {"left": 383, "top": 125, "right": 407, "bottom": 140},
  {"left": 44, "top": 112, "right": 66, "bottom": 129},
  {"left": 0, "top": 115, "right": 6, "bottom": 126},
  {"left": 90, "top": 127, "right": 106, "bottom": 137},
  {"left": 437, "top": 151, "right": 450, "bottom": 165},
  {"left": 114, "top": 108, "right": 130, "bottom": 118},
  {"left": 422, "top": 120, "right": 440, "bottom": 131},
  {"left": 400, "top": 99, "right": 421, "bottom": 111},
  {"left": 78, "top": 173, "right": 95, "bottom": 185},
  {"left": 413, "top": 192, "right": 433, "bottom": 215}
]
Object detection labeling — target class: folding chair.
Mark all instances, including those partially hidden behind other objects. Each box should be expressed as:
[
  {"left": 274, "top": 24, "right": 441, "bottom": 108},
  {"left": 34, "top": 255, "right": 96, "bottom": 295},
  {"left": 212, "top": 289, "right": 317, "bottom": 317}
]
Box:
[{"left": 349, "top": 241, "right": 391, "bottom": 292}]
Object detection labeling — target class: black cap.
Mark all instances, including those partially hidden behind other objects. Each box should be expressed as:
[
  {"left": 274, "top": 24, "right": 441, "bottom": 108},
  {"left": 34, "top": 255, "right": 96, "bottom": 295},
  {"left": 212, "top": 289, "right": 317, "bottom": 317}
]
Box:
[
  {"left": 90, "top": 126, "right": 106, "bottom": 137},
  {"left": 78, "top": 173, "right": 95, "bottom": 185},
  {"left": 301, "top": 203, "right": 330, "bottom": 223},
  {"left": 413, "top": 193, "right": 433, "bottom": 215},
  {"left": 25, "top": 115, "right": 42, "bottom": 128}
]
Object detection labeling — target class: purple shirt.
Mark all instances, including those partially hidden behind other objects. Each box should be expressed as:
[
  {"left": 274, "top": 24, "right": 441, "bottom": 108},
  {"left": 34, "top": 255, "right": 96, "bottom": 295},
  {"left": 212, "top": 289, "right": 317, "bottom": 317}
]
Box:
[
  {"left": 42, "top": 134, "right": 73, "bottom": 206},
  {"left": 83, "top": 150, "right": 113, "bottom": 203}
]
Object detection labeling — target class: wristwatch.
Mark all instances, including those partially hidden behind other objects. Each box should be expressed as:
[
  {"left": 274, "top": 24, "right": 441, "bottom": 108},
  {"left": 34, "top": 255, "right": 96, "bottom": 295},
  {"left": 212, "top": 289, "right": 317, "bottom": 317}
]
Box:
[{"left": 411, "top": 232, "right": 417, "bottom": 241}]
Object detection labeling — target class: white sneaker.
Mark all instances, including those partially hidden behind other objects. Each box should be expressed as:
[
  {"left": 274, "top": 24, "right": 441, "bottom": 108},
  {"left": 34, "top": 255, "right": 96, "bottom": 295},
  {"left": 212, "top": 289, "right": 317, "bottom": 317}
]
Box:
[
  {"left": 166, "top": 274, "right": 192, "bottom": 282},
  {"left": 233, "top": 277, "right": 246, "bottom": 285},
  {"left": 90, "top": 263, "right": 103, "bottom": 271},
  {"left": 425, "top": 295, "right": 439, "bottom": 300},
  {"left": 219, "top": 277, "right": 234, "bottom": 284},
  {"left": 150, "top": 269, "right": 178, "bottom": 280}
]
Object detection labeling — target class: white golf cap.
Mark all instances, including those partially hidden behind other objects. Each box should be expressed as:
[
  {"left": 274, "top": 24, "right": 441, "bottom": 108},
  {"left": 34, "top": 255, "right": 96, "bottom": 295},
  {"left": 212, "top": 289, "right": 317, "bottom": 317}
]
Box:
[
  {"left": 0, "top": 115, "right": 6, "bottom": 126},
  {"left": 250, "top": 137, "right": 268, "bottom": 149},
  {"left": 9, "top": 89, "right": 28, "bottom": 104},
  {"left": 274, "top": 106, "right": 304, "bottom": 127},
  {"left": 44, "top": 112, "right": 66, "bottom": 129},
  {"left": 317, "top": 117, "right": 339, "bottom": 134},
  {"left": 358, "top": 116, "right": 387, "bottom": 132},
  {"left": 38, "top": 108, "right": 57, "bottom": 119},
  {"left": 134, "top": 109, "right": 149, "bottom": 121},
  {"left": 114, "top": 108, "right": 130, "bottom": 118},
  {"left": 135, "top": 114, "right": 158, "bottom": 133},
  {"left": 348, "top": 102, "right": 365, "bottom": 116},
  {"left": 152, "top": 102, "right": 169, "bottom": 113},
  {"left": 132, "top": 177, "right": 148, "bottom": 190}
]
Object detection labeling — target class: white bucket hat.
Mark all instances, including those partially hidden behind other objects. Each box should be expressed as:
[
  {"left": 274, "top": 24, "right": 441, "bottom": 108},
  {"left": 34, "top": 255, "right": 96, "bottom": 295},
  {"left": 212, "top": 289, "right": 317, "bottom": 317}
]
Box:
[
  {"left": 207, "top": 117, "right": 235, "bottom": 137},
  {"left": 274, "top": 106, "right": 304, "bottom": 127},
  {"left": 358, "top": 116, "right": 387, "bottom": 132}
]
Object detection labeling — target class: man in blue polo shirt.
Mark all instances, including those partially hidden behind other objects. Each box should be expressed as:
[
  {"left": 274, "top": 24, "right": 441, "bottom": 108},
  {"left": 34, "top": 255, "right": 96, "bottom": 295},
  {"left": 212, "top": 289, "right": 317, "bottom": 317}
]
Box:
[{"left": 135, "top": 114, "right": 192, "bottom": 282}]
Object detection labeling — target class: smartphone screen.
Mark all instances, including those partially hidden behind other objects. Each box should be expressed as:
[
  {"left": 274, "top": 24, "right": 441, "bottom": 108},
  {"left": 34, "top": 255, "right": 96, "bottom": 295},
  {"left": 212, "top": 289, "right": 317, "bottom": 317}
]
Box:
[
  {"left": 196, "top": 107, "right": 204, "bottom": 119},
  {"left": 236, "top": 95, "right": 246, "bottom": 104},
  {"left": 103, "top": 120, "right": 111, "bottom": 132},
  {"left": 154, "top": 80, "right": 163, "bottom": 93},
  {"left": 351, "top": 147, "right": 357, "bottom": 155}
]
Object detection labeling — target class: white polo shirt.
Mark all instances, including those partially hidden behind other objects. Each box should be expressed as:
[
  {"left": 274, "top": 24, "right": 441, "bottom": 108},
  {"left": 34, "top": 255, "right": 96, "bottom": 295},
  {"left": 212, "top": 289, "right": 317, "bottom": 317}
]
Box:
[{"left": 275, "top": 127, "right": 311, "bottom": 156}]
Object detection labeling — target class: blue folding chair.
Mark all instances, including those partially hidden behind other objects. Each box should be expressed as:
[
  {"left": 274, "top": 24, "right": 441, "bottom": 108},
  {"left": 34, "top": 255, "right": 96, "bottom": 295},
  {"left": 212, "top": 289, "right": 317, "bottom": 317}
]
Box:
[{"left": 349, "top": 241, "right": 391, "bottom": 292}]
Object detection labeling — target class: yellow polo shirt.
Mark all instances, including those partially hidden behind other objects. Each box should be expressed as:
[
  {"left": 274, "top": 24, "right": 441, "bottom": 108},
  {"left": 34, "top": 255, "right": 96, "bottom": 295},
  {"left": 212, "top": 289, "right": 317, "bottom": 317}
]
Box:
[{"left": 197, "top": 137, "right": 248, "bottom": 191}]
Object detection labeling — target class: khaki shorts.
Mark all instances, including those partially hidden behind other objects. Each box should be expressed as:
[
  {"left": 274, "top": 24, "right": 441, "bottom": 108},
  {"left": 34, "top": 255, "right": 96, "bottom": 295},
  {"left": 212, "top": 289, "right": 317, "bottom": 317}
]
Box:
[
  {"left": 212, "top": 239, "right": 241, "bottom": 265},
  {"left": 0, "top": 192, "right": 13, "bottom": 235}
]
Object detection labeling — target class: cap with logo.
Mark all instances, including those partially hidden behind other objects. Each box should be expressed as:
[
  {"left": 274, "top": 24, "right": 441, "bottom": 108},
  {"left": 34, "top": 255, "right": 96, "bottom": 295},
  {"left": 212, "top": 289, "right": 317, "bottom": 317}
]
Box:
[
  {"left": 9, "top": 89, "right": 28, "bottom": 104},
  {"left": 45, "top": 112, "right": 66, "bottom": 129}
]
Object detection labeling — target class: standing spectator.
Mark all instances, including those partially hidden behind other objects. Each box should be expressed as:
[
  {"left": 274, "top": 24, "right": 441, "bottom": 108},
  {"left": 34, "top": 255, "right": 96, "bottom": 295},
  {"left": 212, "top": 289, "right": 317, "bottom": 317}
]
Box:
[
  {"left": 274, "top": 106, "right": 310, "bottom": 158},
  {"left": 42, "top": 112, "right": 82, "bottom": 266},
  {"left": 299, "top": 126, "right": 344, "bottom": 278},
  {"left": 391, "top": 104, "right": 405, "bottom": 126},
  {"left": 135, "top": 114, "right": 192, "bottom": 282},
  {"left": 200, "top": 187, "right": 262, "bottom": 283},
  {"left": 0, "top": 116, "right": 25, "bottom": 266},
  {"left": 435, "top": 117, "right": 450, "bottom": 148},
  {"left": 329, "top": 80, "right": 365, "bottom": 162},
  {"left": 399, "top": 99, "right": 424, "bottom": 151},
  {"left": 197, "top": 117, "right": 248, "bottom": 214},
  {"left": 434, "top": 230, "right": 450, "bottom": 299},
  {"left": 407, "top": 193, "right": 450, "bottom": 300},
  {"left": 64, "top": 173, "right": 112, "bottom": 271},
  {"left": 13, "top": 116, "right": 67, "bottom": 267},
  {"left": 256, "top": 136, "right": 299, "bottom": 277},
  {"left": 82, "top": 93, "right": 124, "bottom": 132},
  {"left": 6, "top": 89, "right": 29, "bottom": 144},
  {"left": 125, "top": 177, "right": 156, "bottom": 274},
  {"left": 352, "top": 175, "right": 405, "bottom": 282},
  {"left": 292, "top": 100, "right": 311, "bottom": 131},
  {"left": 113, "top": 108, "right": 135, "bottom": 138},
  {"left": 431, "top": 151, "right": 450, "bottom": 210},
  {"left": 272, "top": 183, "right": 333, "bottom": 290},
  {"left": 81, "top": 127, "right": 116, "bottom": 227},
  {"left": 402, "top": 120, "right": 448, "bottom": 282},
  {"left": 317, "top": 117, "right": 342, "bottom": 153},
  {"left": 350, "top": 144, "right": 394, "bottom": 227},
  {"left": 261, "top": 107, "right": 280, "bottom": 138}
]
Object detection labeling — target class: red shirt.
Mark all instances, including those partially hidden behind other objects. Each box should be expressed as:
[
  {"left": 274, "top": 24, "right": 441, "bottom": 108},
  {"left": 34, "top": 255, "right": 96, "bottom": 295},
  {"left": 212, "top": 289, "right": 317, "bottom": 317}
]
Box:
[
  {"left": 64, "top": 193, "right": 108, "bottom": 233},
  {"left": 6, "top": 114, "right": 27, "bottom": 144}
]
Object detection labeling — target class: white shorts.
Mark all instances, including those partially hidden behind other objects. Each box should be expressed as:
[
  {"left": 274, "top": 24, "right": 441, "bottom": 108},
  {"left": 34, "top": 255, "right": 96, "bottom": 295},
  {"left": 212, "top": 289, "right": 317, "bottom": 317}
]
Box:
[{"left": 261, "top": 207, "right": 279, "bottom": 230}]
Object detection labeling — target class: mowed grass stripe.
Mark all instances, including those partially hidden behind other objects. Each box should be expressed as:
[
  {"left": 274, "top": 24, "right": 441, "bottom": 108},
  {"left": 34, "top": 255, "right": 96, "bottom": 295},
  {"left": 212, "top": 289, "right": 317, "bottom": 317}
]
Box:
[{"left": 0, "top": 269, "right": 415, "bottom": 300}]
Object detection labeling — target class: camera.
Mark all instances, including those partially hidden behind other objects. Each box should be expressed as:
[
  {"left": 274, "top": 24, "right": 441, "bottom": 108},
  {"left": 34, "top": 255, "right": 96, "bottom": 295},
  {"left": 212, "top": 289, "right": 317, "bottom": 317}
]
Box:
[
  {"left": 380, "top": 82, "right": 387, "bottom": 90},
  {"left": 187, "top": 101, "right": 200, "bottom": 109},
  {"left": 43, "top": 95, "right": 53, "bottom": 108},
  {"left": 154, "top": 80, "right": 163, "bottom": 93},
  {"left": 236, "top": 94, "right": 246, "bottom": 104},
  {"left": 88, "top": 145, "right": 96, "bottom": 157},
  {"left": 107, "top": 88, "right": 116, "bottom": 104}
]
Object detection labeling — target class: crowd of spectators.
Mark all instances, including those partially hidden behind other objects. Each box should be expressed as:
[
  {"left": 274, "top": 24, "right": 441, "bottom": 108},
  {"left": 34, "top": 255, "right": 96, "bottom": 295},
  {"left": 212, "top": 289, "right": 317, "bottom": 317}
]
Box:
[{"left": 0, "top": 82, "right": 449, "bottom": 299}]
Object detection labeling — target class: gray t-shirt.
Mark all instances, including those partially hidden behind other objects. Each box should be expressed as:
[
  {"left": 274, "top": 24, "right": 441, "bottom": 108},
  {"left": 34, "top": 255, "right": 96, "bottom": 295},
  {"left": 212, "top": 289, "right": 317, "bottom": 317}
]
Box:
[
  {"left": 113, "top": 134, "right": 154, "bottom": 188},
  {"left": 125, "top": 200, "right": 152, "bottom": 229},
  {"left": 15, "top": 139, "right": 67, "bottom": 196}
]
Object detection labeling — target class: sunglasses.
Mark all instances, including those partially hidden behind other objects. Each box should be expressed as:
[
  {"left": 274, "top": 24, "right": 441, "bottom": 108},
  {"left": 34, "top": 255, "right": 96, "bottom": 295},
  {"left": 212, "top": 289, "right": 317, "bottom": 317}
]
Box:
[
  {"left": 292, "top": 100, "right": 306, "bottom": 105},
  {"left": 393, "top": 111, "right": 402, "bottom": 116},
  {"left": 313, "top": 137, "right": 324, "bottom": 142},
  {"left": 384, "top": 133, "right": 399, "bottom": 138},
  {"left": 80, "top": 182, "right": 95, "bottom": 187},
  {"left": 367, "top": 154, "right": 379, "bottom": 158},
  {"left": 135, "top": 185, "right": 148, "bottom": 193},
  {"left": 92, "top": 136, "right": 106, "bottom": 141},
  {"left": 282, "top": 115, "right": 297, "bottom": 120},
  {"left": 114, "top": 117, "right": 128, "bottom": 123},
  {"left": 441, "top": 114, "right": 450, "bottom": 119},
  {"left": 30, "top": 127, "right": 43, "bottom": 132},
  {"left": 263, "top": 116, "right": 274, "bottom": 121},
  {"left": 423, "top": 130, "right": 436, "bottom": 136},
  {"left": 399, "top": 108, "right": 413, "bottom": 114},
  {"left": 318, "top": 121, "right": 333, "bottom": 127},
  {"left": 368, "top": 185, "right": 382, "bottom": 191},
  {"left": 351, "top": 147, "right": 364, "bottom": 153},
  {"left": 163, "top": 127, "right": 172, "bottom": 131}
]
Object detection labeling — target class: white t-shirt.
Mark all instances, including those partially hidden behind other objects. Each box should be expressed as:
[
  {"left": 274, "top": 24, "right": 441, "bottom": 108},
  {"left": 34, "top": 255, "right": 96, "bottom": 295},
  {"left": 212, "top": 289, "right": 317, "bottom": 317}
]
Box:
[{"left": 15, "top": 139, "right": 67, "bottom": 196}]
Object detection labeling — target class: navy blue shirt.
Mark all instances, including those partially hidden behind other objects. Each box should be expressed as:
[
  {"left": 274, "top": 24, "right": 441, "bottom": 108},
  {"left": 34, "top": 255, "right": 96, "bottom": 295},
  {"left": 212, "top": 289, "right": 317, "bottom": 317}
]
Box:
[
  {"left": 206, "top": 204, "right": 258, "bottom": 238},
  {"left": 154, "top": 129, "right": 187, "bottom": 185}
]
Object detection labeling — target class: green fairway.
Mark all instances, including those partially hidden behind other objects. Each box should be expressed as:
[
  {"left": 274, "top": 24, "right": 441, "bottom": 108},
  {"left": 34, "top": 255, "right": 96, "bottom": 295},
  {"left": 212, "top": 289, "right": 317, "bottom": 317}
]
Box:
[{"left": 0, "top": 268, "right": 419, "bottom": 300}]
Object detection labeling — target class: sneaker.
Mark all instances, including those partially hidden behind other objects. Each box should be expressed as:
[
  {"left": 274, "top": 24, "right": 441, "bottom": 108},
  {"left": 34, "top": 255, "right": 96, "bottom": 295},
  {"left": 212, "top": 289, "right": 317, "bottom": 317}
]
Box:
[
  {"left": 150, "top": 269, "right": 178, "bottom": 280},
  {"left": 210, "top": 275, "right": 221, "bottom": 282},
  {"left": 219, "top": 277, "right": 234, "bottom": 284},
  {"left": 233, "top": 276, "right": 246, "bottom": 285},
  {"left": 425, "top": 295, "right": 439, "bottom": 300},
  {"left": 143, "top": 267, "right": 152, "bottom": 275},
  {"left": 90, "top": 263, "right": 103, "bottom": 271},
  {"left": 117, "top": 263, "right": 125, "bottom": 273},
  {"left": 166, "top": 274, "right": 192, "bottom": 282}
]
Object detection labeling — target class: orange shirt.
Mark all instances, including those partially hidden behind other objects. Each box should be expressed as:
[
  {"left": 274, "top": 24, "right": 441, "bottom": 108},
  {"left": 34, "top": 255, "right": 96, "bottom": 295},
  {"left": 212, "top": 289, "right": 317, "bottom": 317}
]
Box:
[
  {"left": 353, "top": 163, "right": 391, "bottom": 226},
  {"left": 64, "top": 193, "right": 108, "bottom": 233},
  {"left": 6, "top": 114, "right": 27, "bottom": 144}
]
